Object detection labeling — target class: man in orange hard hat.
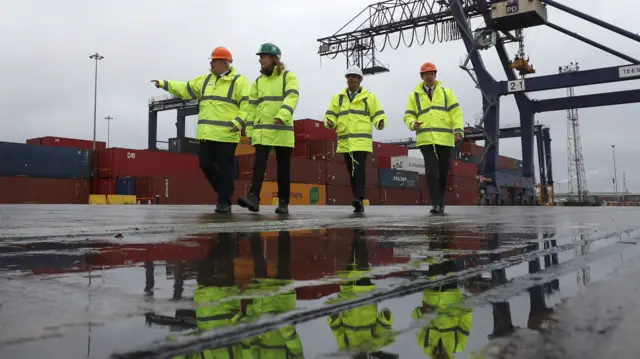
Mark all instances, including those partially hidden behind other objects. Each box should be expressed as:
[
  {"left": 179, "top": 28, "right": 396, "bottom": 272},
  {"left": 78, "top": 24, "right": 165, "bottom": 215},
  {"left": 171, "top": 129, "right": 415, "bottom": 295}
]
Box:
[
  {"left": 151, "top": 47, "right": 251, "bottom": 214},
  {"left": 403, "top": 62, "right": 464, "bottom": 214}
]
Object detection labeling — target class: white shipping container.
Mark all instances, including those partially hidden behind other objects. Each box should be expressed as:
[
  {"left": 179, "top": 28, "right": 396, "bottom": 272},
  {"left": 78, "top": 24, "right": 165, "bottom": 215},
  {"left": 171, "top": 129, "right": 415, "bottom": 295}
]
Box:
[{"left": 390, "top": 156, "right": 425, "bottom": 174}]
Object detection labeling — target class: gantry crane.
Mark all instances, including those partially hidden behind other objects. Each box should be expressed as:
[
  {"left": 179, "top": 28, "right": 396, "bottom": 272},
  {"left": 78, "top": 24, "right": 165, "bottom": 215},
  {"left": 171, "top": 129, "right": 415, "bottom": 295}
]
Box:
[{"left": 317, "top": 0, "right": 640, "bottom": 204}]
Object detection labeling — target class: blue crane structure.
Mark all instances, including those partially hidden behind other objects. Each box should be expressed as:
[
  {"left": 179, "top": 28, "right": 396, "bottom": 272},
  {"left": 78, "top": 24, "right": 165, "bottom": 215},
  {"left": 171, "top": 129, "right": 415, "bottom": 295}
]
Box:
[{"left": 316, "top": 0, "right": 640, "bottom": 204}]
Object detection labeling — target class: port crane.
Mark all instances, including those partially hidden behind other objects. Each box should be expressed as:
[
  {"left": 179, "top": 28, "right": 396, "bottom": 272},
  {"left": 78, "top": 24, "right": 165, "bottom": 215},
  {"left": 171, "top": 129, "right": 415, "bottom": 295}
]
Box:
[{"left": 316, "top": 0, "right": 640, "bottom": 204}]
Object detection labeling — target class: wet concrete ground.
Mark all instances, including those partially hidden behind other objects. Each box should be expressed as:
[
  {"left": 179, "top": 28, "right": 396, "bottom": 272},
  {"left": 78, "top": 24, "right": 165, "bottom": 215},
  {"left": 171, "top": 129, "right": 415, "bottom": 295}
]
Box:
[{"left": 0, "top": 204, "right": 639, "bottom": 358}]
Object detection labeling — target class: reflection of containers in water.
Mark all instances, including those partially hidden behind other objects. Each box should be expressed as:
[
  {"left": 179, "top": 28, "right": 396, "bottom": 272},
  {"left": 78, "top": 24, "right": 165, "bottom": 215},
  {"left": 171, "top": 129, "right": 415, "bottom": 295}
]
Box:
[
  {"left": 390, "top": 156, "right": 425, "bottom": 174},
  {"left": 378, "top": 168, "right": 420, "bottom": 188},
  {"left": 260, "top": 182, "right": 326, "bottom": 205}
]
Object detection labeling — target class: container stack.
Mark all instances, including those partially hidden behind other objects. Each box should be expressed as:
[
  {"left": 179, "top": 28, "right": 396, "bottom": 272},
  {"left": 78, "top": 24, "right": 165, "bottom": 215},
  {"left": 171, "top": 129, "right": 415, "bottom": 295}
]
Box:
[
  {"left": 1, "top": 119, "right": 529, "bottom": 206},
  {"left": 0, "top": 141, "right": 92, "bottom": 204}
]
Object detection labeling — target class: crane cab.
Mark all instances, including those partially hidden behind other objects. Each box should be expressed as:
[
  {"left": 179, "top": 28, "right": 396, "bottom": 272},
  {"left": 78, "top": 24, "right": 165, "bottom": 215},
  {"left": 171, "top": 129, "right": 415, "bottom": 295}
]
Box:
[{"left": 491, "top": 0, "right": 548, "bottom": 31}]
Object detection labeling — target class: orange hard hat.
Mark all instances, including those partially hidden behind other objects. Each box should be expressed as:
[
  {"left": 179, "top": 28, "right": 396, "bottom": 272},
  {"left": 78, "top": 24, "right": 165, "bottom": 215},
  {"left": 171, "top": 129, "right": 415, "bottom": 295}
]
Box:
[
  {"left": 420, "top": 62, "right": 437, "bottom": 73},
  {"left": 210, "top": 47, "right": 233, "bottom": 62}
]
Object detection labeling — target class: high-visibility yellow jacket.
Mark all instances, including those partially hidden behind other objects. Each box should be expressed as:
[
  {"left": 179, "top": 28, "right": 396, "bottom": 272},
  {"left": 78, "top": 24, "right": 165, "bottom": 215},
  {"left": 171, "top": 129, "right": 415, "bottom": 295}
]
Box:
[
  {"left": 171, "top": 286, "right": 249, "bottom": 359},
  {"left": 242, "top": 285, "right": 305, "bottom": 359},
  {"left": 324, "top": 87, "right": 387, "bottom": 153},
  {"left": 158, "top": 66, "right": 251, "bottom": 144},
  {"left": 403, "top": 81, "right": 464, "bottom": 147},
  {"left": 245, "top": 68, "right": 299, "bottom": 148},
  {"left": 412, "top": 289, "right": 473, "bottom": 358}
]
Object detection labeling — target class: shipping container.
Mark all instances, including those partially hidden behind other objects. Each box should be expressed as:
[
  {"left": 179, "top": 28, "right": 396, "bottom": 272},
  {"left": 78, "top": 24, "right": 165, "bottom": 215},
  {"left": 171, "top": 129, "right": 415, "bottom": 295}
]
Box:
[
  {"left": 97, "top": 148, "right": 201, "bottom": 179},
  {"left": 235, "top": 144, "right": 255, "bottom": 156},
  {"left": 458, "top": 141, "right": 484, "bottom": 157},
  {"left": 448, "top": 175, "right": 479, "bottom": 193},
  {"left": 378, "top": 168, "right": 420, "bottom": 189},
  {"left": 116, "top": 177, "right": 136, "bottom": 195},
  {"left": 390, "top": 156, "right": 425, "bottom": 174},
  {"left": 444, "top": 190, "right": 478, "bottom": 205},
  {"left": 326, "top": 162, "right": 351, "bottom": 187},
  {"left": 0, "top": 142, "right": 91, "bottom": 179},
  {"left": 294, "top": 119, "right": 337, "bottom": 141},
  {"left": 494, "top": 170, "right": 535, "bottom": 188},
  {"left": 378, "top": 156, "right": 391, "bottom": 169},
  {"left": 97, "top": 178, "right": 116, "bottom": 195},
  {"left": 365, "top": 166, "right": 378, "bottom": 188},
  {"left": 168, "top": 137, "right": 200, "bottom": 155},
  {"left": 136, "top": 176, "right": 250, "bottom": 205},
  {"left": 498, "top": 156, "right": 517, "bottom": 171},
  {"left": 365, "top": 187, "right": 381, "bottom": 205},
  {"left": 237, "top": 154, "right": 276, "bottom": 181},
  {"left": 292, "top": 140, "right": 311, "bottom": 158},
  {"left": 373, "top": 142, "right": 409, "bottom": 158},
  {"left": 327, "top": 185, "right": 354, "bottom": 205},
  {"left": 290, "top": 158, "right": 327, "bottom": 184},
  {"left": 419, "top": 174, "right": 429, "bottom": 204},
  {"left": 366, "top": 153, "right": 377, "bottom": 167},
  {"left": 260, "top": 182, "right": 326, "bottom": 205},
  {"left": 379, "top": 188, "right": 421, "bottom": 205},
  {"left": 0, "top": 177, "right": 90, "bottom": 204},
  {"left": 26, "top": 136, "right": 106, "bottom": 151},
  {"left": 308, "top": 140, "right": 344, "bottom": 163},
  {"left": 449, "top": 160, "right": 477, "bottom": 178}
]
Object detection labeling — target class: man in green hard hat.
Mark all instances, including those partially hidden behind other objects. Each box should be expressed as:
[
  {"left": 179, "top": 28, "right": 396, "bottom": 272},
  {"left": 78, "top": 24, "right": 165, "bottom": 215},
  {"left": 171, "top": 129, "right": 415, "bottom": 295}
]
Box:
[{"left": 238, "top": 43, "right": 300, "bottom": 214}]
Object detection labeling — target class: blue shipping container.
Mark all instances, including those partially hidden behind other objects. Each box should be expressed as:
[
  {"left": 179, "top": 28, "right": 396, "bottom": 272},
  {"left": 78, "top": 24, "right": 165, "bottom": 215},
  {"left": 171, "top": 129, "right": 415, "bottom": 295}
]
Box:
[
  {"left": 378, "top": 168, "right": 420, "bottom": 188},
  {"left": 116, "top": 177, "right": 136, "bottom": 195},
  {"left": 495, "top": 170, "right": 535, "bottom": 188},
  {"left": 0, "top": 142, "right": 91, "bottom": 179}
]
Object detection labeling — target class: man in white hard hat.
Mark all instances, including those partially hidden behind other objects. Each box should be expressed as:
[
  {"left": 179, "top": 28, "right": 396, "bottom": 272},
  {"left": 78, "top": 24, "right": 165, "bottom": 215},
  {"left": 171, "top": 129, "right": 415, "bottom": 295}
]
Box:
[{"left": 324, "top": 66, "right": 387, "bottom": 213}]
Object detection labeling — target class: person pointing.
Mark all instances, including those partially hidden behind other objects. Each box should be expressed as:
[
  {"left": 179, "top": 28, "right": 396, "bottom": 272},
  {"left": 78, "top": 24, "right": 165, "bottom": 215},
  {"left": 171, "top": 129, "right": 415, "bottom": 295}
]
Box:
[{"left": 152, "top": 47, "right": 251, "bottom": 214}]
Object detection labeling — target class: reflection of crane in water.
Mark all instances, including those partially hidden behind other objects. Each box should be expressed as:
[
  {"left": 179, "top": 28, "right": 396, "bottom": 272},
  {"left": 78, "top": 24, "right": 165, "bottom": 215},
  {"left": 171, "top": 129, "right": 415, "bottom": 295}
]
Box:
[{"left": 573, "top": 233, "right": 591, "bottom": 287}]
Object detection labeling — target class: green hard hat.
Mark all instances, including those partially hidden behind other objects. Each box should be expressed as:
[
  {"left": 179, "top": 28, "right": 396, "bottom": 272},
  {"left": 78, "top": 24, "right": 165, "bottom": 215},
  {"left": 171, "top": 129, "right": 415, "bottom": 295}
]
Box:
[{"left": 256, "top": 43, "right": 281, "bottom": 57}]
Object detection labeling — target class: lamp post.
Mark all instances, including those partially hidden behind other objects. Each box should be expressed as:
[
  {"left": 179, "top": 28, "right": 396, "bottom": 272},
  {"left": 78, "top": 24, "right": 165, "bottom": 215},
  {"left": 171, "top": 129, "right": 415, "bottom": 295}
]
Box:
[
  {"left": 104, "top": 116, "right": 113, "bottom": 148},
  {"left": 611, "top": 145, "right": 618, "bottom": 200},
  {"left": 89, "top": 52, "right": 104, "bottom": 150}
]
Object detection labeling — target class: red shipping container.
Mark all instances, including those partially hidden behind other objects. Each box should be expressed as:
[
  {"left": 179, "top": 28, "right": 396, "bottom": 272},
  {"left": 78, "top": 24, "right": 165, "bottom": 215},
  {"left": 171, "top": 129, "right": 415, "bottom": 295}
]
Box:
[
  {"left": 373, "top": 142, "right": 409, "bottom": 158},
  {"left": 448, "top": 175, "right": 479, "bottom": 193},
  {"left": 449, "top": 160, "right": 477, "bottom": 178},
  {"left": 458, "top": 142, "right": 484, "bottom": 157},
  {"left": 97, "top": 178, "right": 117, "bottom": 195},
  {"left": 27, "top": 136, "right": 107, "bottom": 151},
  {"left": 326, "top": 162, "right": 351, "bottom": 187},
  {"left": 327, "top": 185, "right": 353, "bottom": 205},
  {"left": 136, "top": 174, "right": 250, "bottom": 205},
  {"left": 290, "top": 157, "right": 327, "bottom": 184},
  {"left": 445, "top": 190, "right": 477, "bottom": 205},
  {"left": 366, "top": 153, "right": 377, "bottom": 167},
  {"left": 292, "top": 140, "right": 311, "bottom": 158},
  {"left": 379, "top": 188, "right": 421, "bottom": 205},
  {"left": 365, "top": 166, "right": 378, "bottom": 188},
  {"left": 365, "top": 187, "right": 381, "bottom": 205},
  {"left": 97, "top": 148, "right": 200, "bottom": 179},
  {"left": 0, "top": 177, "right": 89, "bottom": 204},
  {"left": 378, "top": 156, "right": 391, "bottom": 169},
  {"left": 308, "top": 140, "right": 344, "bottom": 163},
  {"left": 498, "top": 156, "right": 516, "bottom": 171},
  {"left": 419, "top": 174, "right": 430, "bottom": 204},
  {"left": 294, "top": 119, "right": 337, "bottom": 141}
]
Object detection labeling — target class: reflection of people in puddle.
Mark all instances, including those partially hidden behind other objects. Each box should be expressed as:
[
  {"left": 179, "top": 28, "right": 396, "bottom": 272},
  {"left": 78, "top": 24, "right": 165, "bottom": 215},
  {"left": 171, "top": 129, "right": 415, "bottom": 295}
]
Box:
[
  {"left": 326, "top": 228, "right": 397, "bottom": 358},
  {"left": 412, "top": 229, "right": 473, "bottom": 359},
  {"left": 172, "top": 232, "right": 248, "bottom": 358},
  {"left": 242, "top": 230, "right": 305, "bottom": 358}
]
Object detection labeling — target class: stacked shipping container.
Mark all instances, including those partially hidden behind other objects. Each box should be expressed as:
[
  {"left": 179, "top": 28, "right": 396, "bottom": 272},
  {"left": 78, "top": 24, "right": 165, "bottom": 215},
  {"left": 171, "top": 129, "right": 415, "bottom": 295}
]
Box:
[
  {"left": 1, "top": 119, "right": 527, "bottom": 206},
  {"left": 0, "top": 141, "right": 92, "bottom": 203}
]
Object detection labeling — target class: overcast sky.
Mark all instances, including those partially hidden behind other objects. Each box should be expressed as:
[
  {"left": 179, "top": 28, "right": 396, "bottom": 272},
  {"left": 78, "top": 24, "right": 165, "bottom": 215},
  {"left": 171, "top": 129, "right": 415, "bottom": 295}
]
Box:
[{"left": 1, "top": 0, "right": 638, "bottom": 193}]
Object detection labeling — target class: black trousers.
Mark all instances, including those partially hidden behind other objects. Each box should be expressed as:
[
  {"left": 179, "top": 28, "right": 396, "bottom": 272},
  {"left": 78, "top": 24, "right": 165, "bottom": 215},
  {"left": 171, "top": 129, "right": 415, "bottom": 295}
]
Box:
[
  {"left": 419, "top": 144, "right": 452, "bottom": 206},
  {"left": 199, "top": 140, "right": 237, "bottom": 205},
  {"left": 250, "top": 145, "right": 292, "bottom": 202},
  {"left": 344, "top": 152, "right": 367, "bottom": 200}
]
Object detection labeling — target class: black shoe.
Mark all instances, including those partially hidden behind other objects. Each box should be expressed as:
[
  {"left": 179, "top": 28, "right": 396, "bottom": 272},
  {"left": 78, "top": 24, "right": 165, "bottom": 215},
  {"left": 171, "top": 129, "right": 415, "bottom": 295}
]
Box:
[
  {"left": 352, "top": 198, "right": 364, "bottom": 213},
  {"left": 275, "top": 198, "right": 289, "bottom": 214},
  {"left": 214, "top": 202, "right": 231, "bottom": 214},
  {"left": 430, "top": 205, "right": 440, "bottom": 214},
  {"left": 439, "top": 204, "right": 445, "bottom": 213},
  {"left": 237, "top": 193, "right": 260, "bottom": 212}
]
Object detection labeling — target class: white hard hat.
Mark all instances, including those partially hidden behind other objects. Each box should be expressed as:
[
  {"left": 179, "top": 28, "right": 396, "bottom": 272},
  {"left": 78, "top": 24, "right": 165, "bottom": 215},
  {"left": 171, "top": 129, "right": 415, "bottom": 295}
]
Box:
[{"left": 345, "top": 66, "right": 363, "bottom": 78}]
